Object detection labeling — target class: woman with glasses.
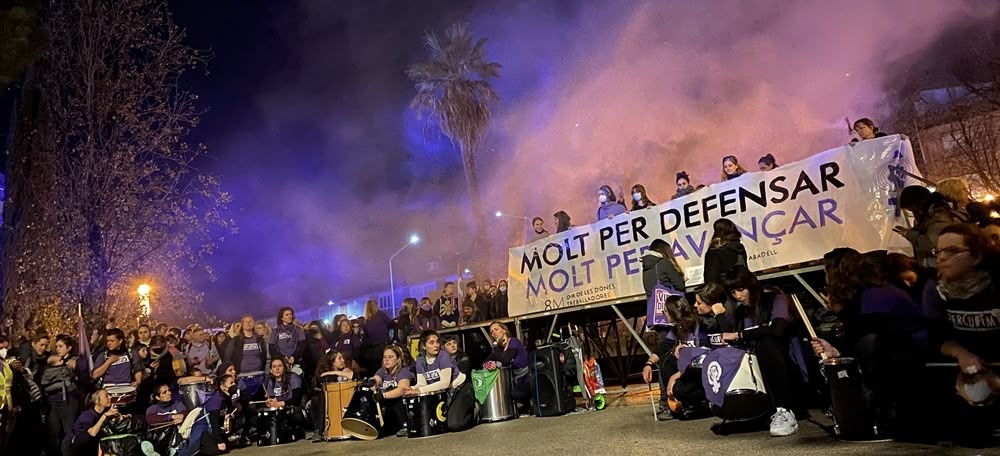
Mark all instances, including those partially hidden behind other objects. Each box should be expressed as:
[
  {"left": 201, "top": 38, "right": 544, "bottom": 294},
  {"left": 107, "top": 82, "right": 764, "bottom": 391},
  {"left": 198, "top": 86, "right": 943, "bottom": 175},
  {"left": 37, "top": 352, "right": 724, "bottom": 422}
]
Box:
[{"left": 922, "top": 224, "right": 1000, "bottom": 447}]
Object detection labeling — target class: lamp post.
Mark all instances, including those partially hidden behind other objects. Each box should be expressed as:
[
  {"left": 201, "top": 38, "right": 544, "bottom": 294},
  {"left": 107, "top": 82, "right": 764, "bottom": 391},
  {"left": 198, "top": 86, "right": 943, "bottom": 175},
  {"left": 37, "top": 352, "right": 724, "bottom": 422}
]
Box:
[
  {"left": 137, "top": 283, "right": 152, "bottom": 326},
  {"left": 389, "top": 234, "right": 420, "bottom": 317}
]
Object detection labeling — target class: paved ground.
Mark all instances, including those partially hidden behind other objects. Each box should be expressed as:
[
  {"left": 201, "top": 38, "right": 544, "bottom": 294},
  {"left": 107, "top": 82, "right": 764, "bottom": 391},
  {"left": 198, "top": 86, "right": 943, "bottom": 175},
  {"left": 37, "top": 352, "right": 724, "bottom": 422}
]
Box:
[{"left": 229, "top": 405, "right": 997, "bottom": 456}]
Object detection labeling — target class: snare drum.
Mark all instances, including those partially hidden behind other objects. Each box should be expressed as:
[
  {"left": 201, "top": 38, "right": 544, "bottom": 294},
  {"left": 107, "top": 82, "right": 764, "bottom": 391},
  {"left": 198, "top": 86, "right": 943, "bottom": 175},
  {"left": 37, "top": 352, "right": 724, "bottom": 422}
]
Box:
[
  {"left": 341, "top": 384, "right": 383, "bottom": 440},
  {"left": 257, "top": 407, "right": 299, "bottom": 446},
  {"left": 404, "top": 391, "right": 447, "bottom": 438},
  {"left": 323, "top": 380, "right": 357, "bottom": 440},
  {"left": 178, "top": 376, "right": 211, "bottom": 409},
  {"left": 106, "top": 385, "right": 137, "bottom": 409}
]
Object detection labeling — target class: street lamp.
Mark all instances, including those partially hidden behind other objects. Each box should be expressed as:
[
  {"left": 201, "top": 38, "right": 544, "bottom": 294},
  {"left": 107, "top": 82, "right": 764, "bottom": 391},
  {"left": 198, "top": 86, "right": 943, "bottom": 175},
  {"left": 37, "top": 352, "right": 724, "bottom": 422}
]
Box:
[
  {"left": 137, "top": 283, "right": 152, "bottom": 325},
  {"left": 389, "top": 234, "right": 420, "bottom": 317}
]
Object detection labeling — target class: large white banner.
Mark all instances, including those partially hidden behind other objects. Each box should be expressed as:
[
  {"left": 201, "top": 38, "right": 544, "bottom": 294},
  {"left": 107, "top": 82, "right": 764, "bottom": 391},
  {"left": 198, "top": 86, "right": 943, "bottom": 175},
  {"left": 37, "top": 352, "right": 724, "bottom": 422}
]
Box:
[{"left": 507, "top": 135, "right": 919, "bottom": 317}]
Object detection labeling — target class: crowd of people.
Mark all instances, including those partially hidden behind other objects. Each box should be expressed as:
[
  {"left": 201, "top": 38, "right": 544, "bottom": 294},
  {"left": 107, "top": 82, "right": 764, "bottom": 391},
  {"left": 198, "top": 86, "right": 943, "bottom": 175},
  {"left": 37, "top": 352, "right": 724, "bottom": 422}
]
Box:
[
  {"left": 639, "top": 168, "right": 1000, "bottom": 447},
  {"left": 0, "top": 289, "right": 527, "bottom": 455}
]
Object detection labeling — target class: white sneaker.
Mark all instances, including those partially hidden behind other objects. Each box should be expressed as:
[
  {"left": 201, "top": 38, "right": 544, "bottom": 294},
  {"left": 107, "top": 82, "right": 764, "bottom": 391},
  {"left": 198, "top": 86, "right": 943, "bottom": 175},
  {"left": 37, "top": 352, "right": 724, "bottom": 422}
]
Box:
[{"left": 769, "top": 407, "right": 798, "bottom": 437}]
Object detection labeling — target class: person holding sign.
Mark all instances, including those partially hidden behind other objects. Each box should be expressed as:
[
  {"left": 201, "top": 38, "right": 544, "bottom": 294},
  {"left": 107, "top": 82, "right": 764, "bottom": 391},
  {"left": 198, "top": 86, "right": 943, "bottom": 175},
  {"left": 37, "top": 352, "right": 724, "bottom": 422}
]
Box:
[
  {"left": 631, "top": 184, "right": 655, "bottom": 211},
  {"left": 720, "top": 155, "right": 746, "bottom": 181},
  {"left": 672, "top": 171, "right": 696, "bottom": 200}
]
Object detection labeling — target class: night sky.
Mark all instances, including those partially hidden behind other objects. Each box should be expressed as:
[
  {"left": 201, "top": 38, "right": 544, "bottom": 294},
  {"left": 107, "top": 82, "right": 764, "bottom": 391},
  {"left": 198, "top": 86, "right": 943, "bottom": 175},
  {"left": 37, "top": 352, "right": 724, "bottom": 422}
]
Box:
[{"left": 8, "top": 1, "right": 995, "bottom": 321}]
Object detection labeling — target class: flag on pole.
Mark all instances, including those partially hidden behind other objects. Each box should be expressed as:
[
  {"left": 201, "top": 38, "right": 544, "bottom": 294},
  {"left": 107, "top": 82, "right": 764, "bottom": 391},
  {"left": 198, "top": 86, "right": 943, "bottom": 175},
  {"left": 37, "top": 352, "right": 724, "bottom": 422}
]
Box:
[{"left": 77, "top": 303, "right": 93, "bottom": 375}]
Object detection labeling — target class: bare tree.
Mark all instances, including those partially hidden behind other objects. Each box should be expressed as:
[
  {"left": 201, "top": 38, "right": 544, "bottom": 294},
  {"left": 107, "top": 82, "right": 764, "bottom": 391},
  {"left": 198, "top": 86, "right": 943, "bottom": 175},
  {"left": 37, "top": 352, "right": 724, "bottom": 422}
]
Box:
[{"left": 2, "top": 0, "right": 234, "bottom": 333}]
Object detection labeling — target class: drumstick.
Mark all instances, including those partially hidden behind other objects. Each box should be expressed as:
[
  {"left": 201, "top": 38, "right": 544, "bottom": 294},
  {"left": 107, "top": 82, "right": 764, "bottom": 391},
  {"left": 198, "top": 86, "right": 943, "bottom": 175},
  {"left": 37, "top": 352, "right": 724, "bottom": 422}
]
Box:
[
  {"left": 647, "top": 382, "right": 658, "bottom": 422},
  {"left": 375, "top": 401, "right": 385, "bottom": 427},
  {"left": 790, "top": 294, "right": 827, "bottom": 361}
]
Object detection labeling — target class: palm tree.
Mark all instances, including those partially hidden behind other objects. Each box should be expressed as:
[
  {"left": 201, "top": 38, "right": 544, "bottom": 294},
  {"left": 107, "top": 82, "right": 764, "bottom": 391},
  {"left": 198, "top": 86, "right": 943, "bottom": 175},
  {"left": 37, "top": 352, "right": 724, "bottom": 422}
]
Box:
[{"left": 407, "top": 22, "right": 501, "bottom": 243}]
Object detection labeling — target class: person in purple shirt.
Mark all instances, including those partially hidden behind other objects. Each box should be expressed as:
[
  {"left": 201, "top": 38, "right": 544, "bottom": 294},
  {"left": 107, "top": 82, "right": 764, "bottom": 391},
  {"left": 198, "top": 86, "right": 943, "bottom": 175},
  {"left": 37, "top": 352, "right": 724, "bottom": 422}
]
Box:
[
  {"left": 811, "top": 248, "right": 926, "bottom": 441},
  {"left": 413, "top": 297, "right": 440, "bottom": 332},
  {"left": 261, "top": 357, "right": 307, "bottom": 435},
  {"left": 63, "top": 389, "right": 121, "bottom": 456},
  {"left": 486, "top": 322, "right": 530, "bottom": 405},
  {"left": 405, "top": 331, "right": 459, "bottom": 396},
  {"left": 373, "top": 345, "right": 414, "bottom": 437},
  {"left": 269, "top": 307, "right": 306, "bottom": 368},
  {"left": 720, "top": 266, "right": 799, "bottom": 437},
  {"left": 361, "top": 299, "right": 392, "bottom": 375},
  {"left": 144, "top": 383, "right": 189, "bottom": 455},
  {"left": 91, "top": 328, "right": 143, "bottom": 387},
  {"left": 222, "top": 315, "right": 267, "bottom": 398},
  {"left": 334, "top": 319, "right": 362, "bottom": 364}
]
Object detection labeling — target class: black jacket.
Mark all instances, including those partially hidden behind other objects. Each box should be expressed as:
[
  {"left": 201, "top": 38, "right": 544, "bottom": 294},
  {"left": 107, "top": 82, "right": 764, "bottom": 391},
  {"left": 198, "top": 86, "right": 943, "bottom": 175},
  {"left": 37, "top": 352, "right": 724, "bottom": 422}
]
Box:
[
  {"left": 703, "top": 239, "right": 748, "bottom": 285},
  {"left": 641, "top": 251, "right": 685, "bottom": 297}
]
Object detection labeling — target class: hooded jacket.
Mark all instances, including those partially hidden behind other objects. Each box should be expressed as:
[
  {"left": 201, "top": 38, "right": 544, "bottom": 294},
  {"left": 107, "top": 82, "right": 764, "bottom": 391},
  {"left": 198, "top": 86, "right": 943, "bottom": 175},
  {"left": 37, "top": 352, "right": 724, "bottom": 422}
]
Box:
[
  {"left": 703, "top": 238, "right": 748, "bottom": 285},
  {"left": 641, "top": 251, "right": 686, "bottom": 297}
]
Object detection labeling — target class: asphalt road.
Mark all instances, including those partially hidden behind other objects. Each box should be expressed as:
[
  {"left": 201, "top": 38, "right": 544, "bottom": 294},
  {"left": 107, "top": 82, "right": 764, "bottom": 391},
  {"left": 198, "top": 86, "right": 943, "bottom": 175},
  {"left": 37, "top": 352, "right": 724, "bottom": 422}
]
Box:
[{"left": 227, "top": 406, "right": 996, "bottom": 456}]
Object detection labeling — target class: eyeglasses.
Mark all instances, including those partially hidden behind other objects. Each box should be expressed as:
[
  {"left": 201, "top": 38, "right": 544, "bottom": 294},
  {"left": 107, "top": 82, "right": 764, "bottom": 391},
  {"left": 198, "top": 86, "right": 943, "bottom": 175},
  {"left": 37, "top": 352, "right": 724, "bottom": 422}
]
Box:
[{"left": 931, "top": 246, "right": 970, "bottom": 258}]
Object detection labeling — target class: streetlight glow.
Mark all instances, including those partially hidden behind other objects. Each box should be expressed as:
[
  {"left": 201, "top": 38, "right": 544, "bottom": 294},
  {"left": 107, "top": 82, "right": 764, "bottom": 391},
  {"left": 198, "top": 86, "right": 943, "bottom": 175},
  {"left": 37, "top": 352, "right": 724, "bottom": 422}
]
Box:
[
  {"left": 985, "top": 194, "right": 995, "bottom": 202},
  {"left": 409, "top": 234, "right": 421, "bottom": 244},
  {"left": 327, "top": 300, "right": 334, "bottom": 306},
  {"left": 495, "top": 211, "right": 503, "bottom": 217},
  {"left": 137, "top": 284, "right": 151, "bottom": 297}
]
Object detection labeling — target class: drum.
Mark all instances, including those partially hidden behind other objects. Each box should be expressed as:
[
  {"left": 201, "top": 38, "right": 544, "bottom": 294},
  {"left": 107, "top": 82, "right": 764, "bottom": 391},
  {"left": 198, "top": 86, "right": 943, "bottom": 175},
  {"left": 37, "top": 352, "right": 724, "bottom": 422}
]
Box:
[
  {"left": 480, "top": 367, "right": 517, "bottom": 422},
  {"left": 702, "top": 347, "right": 772, "bottom": 422},
  {"left": 256, "top": 407, "right": 299, "bottom": 446},
  {"left": 178, "top": 376, "right": 211, "bottom": 410},
  {"left": 340, "top": 384, "right": 383, "bottom": 440},
  {"left": 106, "top": 385, "right": 137, "bottom": 409},
  {"left": 405, "top": 391, "right": 447, "bottom": 438},
  {"left": 323, "top": 380, "right": 357, "bottom": 440},
  {"left": 823, "top": 357, "right": 882, "bottom": 440}
]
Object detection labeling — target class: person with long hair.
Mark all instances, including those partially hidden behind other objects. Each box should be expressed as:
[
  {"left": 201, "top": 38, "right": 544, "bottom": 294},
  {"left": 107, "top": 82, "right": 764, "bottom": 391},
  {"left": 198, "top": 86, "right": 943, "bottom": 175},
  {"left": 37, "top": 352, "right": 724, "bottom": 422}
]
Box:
[
  {"left": 202, "top": 374, "right": 239, "bottom": 454},
  {"left": 269, "top": 307, "right": 306, "bottom": 371},
  {"left": 308, "top": 351, "right": 354, "bottom": 441},
  {"left": 41, "top": 334, "right": 80, "bottom": 456},
  {"left": 404, "top": 331, "right": 459, "bottom": 397},
  {"left": 494, "top": 280, "right": 509, "bottom": 319},
  {"left": 485, "top": 322, "right": 530, "bottom": 408},
  {"left": 672, "top": 171, "right": 695, "bottom": 200},
  {"left": 372, "top": 346, "right": 413, "bottom": 437},
  {"left": 222, "top": 315, "right": 267, "bottom": 398},
  {"left": 554, "top": 210, "right": 574, "bottom": 233},
  {"left": 393, "top": 298, "right": 416, "bottom": 343},
  {"left": 631, "top": 184, "right": 655, "bottom": 211},
  {"left": 757, "top": 153, "right": 779, "bottom": 171},
  {"left": 922, "top": 224, "right": 1000, "bottom": 446},
  {"left": 361, "top": 299, "right": 392, "bottom": 376},
  {"left": 720, "top": 266, "right": 799, "bottom": 436},
  {"left": 720, "top": 155, "right": 746, "bottom": 181},
  {"left": 811, "top": 248, "right": 927, "bottom": 440},
  {"left": 262, "top": 357, "right": 307, "bottom": 432},
  {"left": 703, "top": 218, "right": 749, "bottom": 285},
  {"left": 596, "top": 184, "right": 627, "bottom": 221},
  {"left": 144, "top": 382, "right": 188, "bottom": 456},
  {"left": 884, "top": 252, "right": 928, "bottom": 305}
]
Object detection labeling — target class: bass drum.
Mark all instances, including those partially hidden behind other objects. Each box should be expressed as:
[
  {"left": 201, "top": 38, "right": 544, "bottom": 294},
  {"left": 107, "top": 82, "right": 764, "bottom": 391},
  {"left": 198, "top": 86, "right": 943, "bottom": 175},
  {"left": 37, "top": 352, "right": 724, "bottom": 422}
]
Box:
[
  {"left": 323, "top": 380, "right": 358, "bottom": 440},
  {"left": 340, "top": 384, "right": 383, "bottom": 440},
  {"left": 405, "top": 391, "right": 447, "bottom": 438}
]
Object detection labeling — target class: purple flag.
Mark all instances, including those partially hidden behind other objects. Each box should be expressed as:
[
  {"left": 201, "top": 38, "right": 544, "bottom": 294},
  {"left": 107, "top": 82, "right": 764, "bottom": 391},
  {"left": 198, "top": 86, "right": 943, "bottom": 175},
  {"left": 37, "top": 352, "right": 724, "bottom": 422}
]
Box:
[{"left": 701, "top": 347, "right": 746, "bottom": 408}]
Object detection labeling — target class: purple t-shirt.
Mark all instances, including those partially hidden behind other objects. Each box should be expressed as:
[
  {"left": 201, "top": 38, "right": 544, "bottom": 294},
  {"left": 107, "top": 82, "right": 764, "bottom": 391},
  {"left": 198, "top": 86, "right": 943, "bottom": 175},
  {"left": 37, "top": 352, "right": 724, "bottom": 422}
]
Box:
[
  {"left": 145, "top": 400, "right": 187, "bottom": 426},
  {"left": 738, "top": 293, "right": 790, "bottom": 329},
  {"left": 270, "top": 324, "right": 305, "bottom": 358},
  {"left": 95, "top": 350, "right": 137, "bottom": 385},
  {"left": 363, "top": 311, "right": 392, "bottom": 345},
  {"left": 375, "top": 366, "right": 415, "bottom": 392},
  {"left": 239, "top": 336, "right": 264, "bottom": 373},
  {"left": 264, "top": 373, "right": 302, "bottom": 402},
  {"left": 416, "top": 350, "right": 458, "bottom": 385}
]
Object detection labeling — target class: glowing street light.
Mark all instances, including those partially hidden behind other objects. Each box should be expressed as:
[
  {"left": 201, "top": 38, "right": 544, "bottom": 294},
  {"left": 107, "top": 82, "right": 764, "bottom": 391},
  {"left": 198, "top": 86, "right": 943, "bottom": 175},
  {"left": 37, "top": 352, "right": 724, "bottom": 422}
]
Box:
[
  {"left": 137, "top": 283, "right": 152, "bottom": 324},
  {"left": 389, "top": 233, "right": 421, "bottom": 317},
  {"left": 495, "top": 210, "right": 528, "bottom": 221},
  {"left": 985, "top": 194, "right": 995, "bottom": 202}
]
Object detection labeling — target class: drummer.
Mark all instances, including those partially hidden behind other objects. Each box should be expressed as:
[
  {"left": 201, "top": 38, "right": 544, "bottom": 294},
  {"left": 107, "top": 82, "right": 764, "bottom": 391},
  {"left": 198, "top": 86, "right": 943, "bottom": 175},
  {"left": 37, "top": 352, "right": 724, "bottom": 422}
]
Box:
[
  {"left": 404, "top": 331, "right": 460, "bottom": 397},
  {"left": 485, "top": 322, "right": 530, "bottom": 406},
  {"left": 261, "top": 357, "right": 308, "bottom": 432},
  {"left": 659, "top": 284, "right": 725, "bottom": 417},
  {"left": 203, "top": 374, "right": 240, "bottom": 453},
  {"left": 62, "top": 389, "right": 122, "bottom": 456},
  {"left": 144, "top": 383, "right": 188, "bottom": 455},
  {"left": 373, "top": 345, "right": 413, "bottom": 437},
  {"left": 223, "top": 315, "right": 268, "bottom": 398},
  {"left": 184, "top": 325, "right": 219, "bottom": 377},
  {"left": 308, "top": 350, "right": 354, "bottom": 441},
  {"left": 92, "top": 328, "right": 143, "bottom": 389}
]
